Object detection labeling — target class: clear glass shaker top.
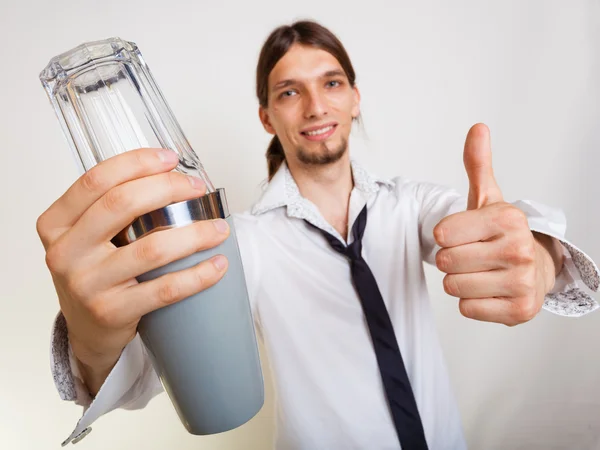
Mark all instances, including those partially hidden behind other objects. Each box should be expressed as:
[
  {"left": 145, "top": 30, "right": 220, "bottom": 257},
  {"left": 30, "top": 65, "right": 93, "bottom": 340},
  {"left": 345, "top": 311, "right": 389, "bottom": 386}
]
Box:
[{"left": 39, "top": 37, "right": 215, "bottom": 192}]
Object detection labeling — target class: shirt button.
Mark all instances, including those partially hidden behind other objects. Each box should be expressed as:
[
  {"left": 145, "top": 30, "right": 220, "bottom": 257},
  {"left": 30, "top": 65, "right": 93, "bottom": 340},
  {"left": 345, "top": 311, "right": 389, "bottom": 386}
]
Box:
[{"left": 71, "top": 427, "right": 92, "bottom": 444}]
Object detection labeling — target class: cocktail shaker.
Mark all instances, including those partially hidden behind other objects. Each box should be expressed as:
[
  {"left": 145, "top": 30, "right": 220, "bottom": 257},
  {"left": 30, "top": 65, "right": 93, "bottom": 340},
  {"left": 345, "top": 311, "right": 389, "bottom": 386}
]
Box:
[{"left": 39, "top": 37, "right": 264, "bottom": 435}]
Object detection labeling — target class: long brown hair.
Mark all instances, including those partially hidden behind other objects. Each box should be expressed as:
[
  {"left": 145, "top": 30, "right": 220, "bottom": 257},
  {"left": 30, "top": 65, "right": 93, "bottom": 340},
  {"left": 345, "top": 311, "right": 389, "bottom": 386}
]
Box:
[{"left": 256, "top": 20, "right": 359, "bottom": 181}]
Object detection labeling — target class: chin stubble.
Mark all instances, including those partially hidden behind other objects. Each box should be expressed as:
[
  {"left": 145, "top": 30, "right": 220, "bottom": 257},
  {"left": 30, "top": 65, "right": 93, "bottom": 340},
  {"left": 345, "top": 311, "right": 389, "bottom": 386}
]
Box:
[{"left": 296, "top": 137, "right": 348, "bottom": 166}]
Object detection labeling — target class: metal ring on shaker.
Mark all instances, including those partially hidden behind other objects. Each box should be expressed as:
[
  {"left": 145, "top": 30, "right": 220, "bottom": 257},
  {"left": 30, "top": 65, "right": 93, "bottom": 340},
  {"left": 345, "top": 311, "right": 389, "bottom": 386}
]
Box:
[{"left": 112, "top": 188, "right": 230, "bottom": 247}]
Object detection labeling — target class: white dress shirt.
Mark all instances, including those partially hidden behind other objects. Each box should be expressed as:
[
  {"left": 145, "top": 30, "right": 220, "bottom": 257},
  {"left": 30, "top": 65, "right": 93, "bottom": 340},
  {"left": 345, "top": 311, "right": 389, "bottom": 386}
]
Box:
[{"left": 50, "top": 159, "right": 600, "bottom": 448}]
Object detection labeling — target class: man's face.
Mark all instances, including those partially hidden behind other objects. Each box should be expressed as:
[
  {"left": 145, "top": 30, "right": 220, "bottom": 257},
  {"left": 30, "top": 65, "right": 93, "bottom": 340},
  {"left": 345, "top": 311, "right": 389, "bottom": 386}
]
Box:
[{"left": 259, "top": 44, "right": 360, "bottom": 166}]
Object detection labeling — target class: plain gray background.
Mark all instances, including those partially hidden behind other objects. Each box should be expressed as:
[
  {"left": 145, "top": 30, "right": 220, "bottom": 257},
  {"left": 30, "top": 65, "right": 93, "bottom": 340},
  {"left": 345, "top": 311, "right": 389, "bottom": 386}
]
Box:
[{"left": 1, "top": 0, "right": 599, "bottom": 449}]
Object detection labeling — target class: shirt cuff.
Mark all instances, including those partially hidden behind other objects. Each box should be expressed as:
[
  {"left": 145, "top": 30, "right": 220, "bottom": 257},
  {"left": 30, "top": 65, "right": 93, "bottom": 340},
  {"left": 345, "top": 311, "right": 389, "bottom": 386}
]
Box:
[
  {"left": 50, "top": 311, "right": 77, "bottom": 402},
  {"left": 512, "top": 200, "right": 600, "bottom": 318},
  {"left": 50, "top": 311, "right": 156, "bottom": 446}
]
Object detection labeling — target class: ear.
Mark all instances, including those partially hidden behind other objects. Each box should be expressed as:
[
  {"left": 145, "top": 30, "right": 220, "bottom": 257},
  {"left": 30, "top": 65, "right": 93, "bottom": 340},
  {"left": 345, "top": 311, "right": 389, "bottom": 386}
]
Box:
[
  {"left": 259, "top": 106, "right": 276, "bottom": 135},
  {"left": 351, "top": 85, "right": 361, "bottom": 119}
]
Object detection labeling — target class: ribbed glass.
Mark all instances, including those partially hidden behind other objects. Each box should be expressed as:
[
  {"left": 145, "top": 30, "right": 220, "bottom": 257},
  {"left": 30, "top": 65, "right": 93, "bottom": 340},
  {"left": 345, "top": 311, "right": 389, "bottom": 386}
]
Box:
[{"left": 39, "top": 37, "right": 214, "bottom": 192}]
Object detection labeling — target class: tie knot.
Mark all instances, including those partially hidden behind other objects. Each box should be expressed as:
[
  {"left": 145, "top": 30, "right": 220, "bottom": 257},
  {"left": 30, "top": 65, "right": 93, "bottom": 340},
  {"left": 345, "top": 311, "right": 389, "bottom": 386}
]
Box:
[
  {"left": 345, "top": 239, "right": 363, "bottom": 261},
  {"left": 322, "top": 233, "right": 362, "bottom": 261},
  {"left": 305, "top": 205, "right": 368, "bottom": 261}
]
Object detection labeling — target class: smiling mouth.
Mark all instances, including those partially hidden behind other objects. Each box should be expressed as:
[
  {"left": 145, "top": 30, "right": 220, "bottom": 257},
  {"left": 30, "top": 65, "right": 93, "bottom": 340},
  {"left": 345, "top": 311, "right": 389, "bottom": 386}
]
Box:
[{"left": 300, "top": 124, "right": 338, "bottom": 139}]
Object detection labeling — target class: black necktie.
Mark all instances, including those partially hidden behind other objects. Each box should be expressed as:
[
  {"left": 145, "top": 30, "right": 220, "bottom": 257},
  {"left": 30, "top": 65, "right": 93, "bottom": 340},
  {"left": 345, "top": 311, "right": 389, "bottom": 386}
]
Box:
[{"left": 305, "top": 205, "right": 428, "bottom": 449}]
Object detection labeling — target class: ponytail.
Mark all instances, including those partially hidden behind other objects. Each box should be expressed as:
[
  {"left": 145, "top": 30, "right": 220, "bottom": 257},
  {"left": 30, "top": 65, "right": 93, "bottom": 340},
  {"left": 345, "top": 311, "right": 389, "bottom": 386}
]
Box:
[{"left": 266, "top": 135, "right": 286, "bottom": 181}]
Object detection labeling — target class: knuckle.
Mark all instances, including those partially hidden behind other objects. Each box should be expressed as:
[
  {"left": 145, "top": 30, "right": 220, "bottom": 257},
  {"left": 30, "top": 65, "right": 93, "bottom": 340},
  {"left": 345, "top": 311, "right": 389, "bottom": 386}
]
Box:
[
  {"left": 102, "top": 186, "right": 129, "bottom": 213},
  {"left": 435, "top": 250, "right": 452, "bottom": 272},
  {"left": 156, "top": 281, "right": 180, "bottom": 307},
  {"left": 458, "top": 300, "right": 473, "bottom": 319},
  {"left": 519, "top": 240, "right": 536, "bottom": 264},
  {"left": 133, "top": 239, "right": 163, "bottom": 264},
  {"left": 503, "top": 303, "right": 519, "bottom": 326},
  {"left": 192, "top": 260, "right": 225, "bottom": 292},
  {"left": 133, "top": 149, "right": 149, "bottom": 168},
  {"left": 517, "top": 299, "right": 539, "bottom": 322},
  {"left": 501, "top": 302, "right": 524, "bottom": 326},
  {"left": 503, "top": 239, "right": 536, "bottom": 265},
  {"left": 433, "top": 223, "right": 446, "bottom": 246},
  {"left": 81, "top": 168, "right": 108, "bottom": 194},
  {"left": 443, "top": 275, "right": 460, "bottom": 297},
  {"left": 164, "top": 172, "right": 181, "bottom": 201},
  {"left": 193, "top": 266, "right": 210, "bottom": 290},
  {"left": 36, "top": 212, "right": 49, "bottom": 241},
  {"left": 45, "top": 244, "right": 66, "bottom": 274},
  {"left": 513, "top": 269, "right": 536, "bottom": 295},
  {"left": 166, "top": 172, "right": 180, "bottom": 190},
  {"left": 134, "top": 148, "right": 162, "bottom": 172}
]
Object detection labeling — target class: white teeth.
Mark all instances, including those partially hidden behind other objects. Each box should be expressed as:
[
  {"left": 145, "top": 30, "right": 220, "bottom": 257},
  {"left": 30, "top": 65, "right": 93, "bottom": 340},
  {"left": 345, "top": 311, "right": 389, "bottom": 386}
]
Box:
[{"left": 305, "top": 125, "right": 333, "bottom": 136}]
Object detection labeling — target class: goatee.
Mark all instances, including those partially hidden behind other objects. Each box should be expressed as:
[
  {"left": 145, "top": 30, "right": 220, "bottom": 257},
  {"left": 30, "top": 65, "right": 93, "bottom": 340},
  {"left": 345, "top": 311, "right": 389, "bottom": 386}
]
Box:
[{"left": 296, "top": 138, "right": 348, "bottom": 166}]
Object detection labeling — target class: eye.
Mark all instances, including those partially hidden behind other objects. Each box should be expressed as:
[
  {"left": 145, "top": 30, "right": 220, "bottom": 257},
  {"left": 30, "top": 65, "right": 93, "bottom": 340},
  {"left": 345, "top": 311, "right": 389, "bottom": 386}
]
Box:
[
  {"left": 280, "top": 90, "right": 297, "bottom": 99},
  {"left": 327, "top": 80, "right": 342, "bottom": 88}
]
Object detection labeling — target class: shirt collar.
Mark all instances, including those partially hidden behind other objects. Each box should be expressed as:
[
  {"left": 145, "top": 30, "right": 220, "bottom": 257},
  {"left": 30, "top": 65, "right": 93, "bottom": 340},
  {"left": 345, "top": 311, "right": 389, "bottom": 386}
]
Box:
[{"left": 251, "top": 159, "right": 394, "bottom": 240}]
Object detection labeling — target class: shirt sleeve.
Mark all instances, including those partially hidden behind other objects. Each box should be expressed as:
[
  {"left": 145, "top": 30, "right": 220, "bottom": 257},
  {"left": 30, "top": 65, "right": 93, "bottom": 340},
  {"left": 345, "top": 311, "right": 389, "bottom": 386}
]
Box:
[
  {"left": 410, "top": 180, "right": 600, "bottom": 318},
  {"left": 50, "top": 311, "right": 163, "bottom": 446}
]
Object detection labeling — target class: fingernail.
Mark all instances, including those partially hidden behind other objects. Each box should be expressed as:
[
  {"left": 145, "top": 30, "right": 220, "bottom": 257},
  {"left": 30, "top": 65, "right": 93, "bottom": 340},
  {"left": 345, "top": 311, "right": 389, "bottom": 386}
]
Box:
[
  {"left": 158, "top": 149, "right": 179, "bottom": 163},
  {"left": 188, "top": 176, "right": 205, "bottom": 189},
  {"left": 213, "top": 219, "right": 229, "bottom": 233},
  {"left": 213, "top": 255, "right": 228, "bottom": 270}
]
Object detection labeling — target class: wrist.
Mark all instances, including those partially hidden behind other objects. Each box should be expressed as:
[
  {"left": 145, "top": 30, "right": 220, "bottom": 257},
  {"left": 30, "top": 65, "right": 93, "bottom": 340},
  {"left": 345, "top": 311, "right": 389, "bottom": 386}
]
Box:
[
  {"left": 69, "top": 334, "right": 122, "bottom": 374},
  {"left": 532, "top": 232, "right": 563, "bottom": 294},
  {"left": 70, "top": 338, "right": 120, "bottom": 398}
]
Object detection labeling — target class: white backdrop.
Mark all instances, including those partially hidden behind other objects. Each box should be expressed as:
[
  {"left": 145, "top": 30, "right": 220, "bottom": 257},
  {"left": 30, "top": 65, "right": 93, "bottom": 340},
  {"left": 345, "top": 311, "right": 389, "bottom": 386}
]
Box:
[{"left": 1, "top": 0, "right": 599, "bottom": 449}]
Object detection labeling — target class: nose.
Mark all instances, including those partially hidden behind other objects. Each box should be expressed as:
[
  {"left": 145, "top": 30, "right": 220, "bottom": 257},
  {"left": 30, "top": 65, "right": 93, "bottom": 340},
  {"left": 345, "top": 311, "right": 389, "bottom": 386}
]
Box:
[{"left": 303, "top": 87, "right": 328, "bottom": 120}]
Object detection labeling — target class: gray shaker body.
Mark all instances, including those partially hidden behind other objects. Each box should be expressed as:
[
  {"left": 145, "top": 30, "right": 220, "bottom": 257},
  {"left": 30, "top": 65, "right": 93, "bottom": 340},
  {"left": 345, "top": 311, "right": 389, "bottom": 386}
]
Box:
[{"left": 115, "top": 191, "right": 265, "bottom": 434}]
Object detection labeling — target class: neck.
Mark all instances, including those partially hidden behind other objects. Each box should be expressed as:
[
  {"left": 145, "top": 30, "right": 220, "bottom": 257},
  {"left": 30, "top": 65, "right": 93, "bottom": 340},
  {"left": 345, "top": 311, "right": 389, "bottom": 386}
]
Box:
[{"left": 287, "top": 154, "right": 354, "bottom": 240}]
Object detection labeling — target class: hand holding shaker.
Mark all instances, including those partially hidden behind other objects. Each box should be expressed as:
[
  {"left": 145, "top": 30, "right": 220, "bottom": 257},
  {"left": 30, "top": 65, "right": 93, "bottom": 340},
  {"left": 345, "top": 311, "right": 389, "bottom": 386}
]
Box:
[{"left": 39, "top": 38, "right": 264, "bottom": 435}]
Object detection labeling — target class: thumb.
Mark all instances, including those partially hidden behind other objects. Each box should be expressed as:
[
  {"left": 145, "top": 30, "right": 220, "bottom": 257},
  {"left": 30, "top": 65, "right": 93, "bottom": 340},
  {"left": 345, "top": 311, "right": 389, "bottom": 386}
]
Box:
[{"left": 464, "top": 123, "right": 504, "bottom": 210}]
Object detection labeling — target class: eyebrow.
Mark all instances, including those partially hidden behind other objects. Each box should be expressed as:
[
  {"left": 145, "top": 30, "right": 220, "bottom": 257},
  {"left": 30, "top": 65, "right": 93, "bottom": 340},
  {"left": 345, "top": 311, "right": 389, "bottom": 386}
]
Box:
[{"left": 271, "top": 69, "right": 346, "bottom": 92}]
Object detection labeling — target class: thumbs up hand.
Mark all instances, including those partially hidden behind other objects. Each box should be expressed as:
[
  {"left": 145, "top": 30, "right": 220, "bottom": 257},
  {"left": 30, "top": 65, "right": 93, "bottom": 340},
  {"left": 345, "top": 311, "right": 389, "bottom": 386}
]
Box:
[{"left": 433, "top": 124, "right": 559, "bottom": 326}]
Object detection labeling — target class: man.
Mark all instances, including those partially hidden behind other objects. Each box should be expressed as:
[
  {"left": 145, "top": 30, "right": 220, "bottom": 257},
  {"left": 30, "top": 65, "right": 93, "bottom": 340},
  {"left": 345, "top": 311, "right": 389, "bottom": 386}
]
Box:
[{"left": 40, "top": 20, "right": 598, "bottom": 449}]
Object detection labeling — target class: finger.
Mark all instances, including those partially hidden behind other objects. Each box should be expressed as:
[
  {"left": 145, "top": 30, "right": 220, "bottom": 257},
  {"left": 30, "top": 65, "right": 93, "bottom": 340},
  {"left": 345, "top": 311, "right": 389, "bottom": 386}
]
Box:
[
  {"left": 458, "top": 298, "right": 531, "bottom": 326},
  {"left": 463, "top": 123, "right": 504, "bottom": 210},
  {"left": 434, "top": 204, "right": 529, "bottom": 248},
  {"left": 433, "top": 205, "right": 502, "bottom": 248},
  {"left": 443, "top": 270, "right": 519, "bottom": 299},
  {"left": 116, "top": 253, "right": 229, "bottom": 321},
  {"left": 60, "top": 170, "right": 207, "bottom": 261},
  {"left": 37, "top": 148, "right": 180, "bottom": 248},
  {"left": 437, "top": 230, "right": 537, "bottom": 275},
  {"left": 435, "top": 240, "right": 505, "bottom": 274},
  {"left": 91, "top": 219, "right": 230, "bottom": 291}
]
